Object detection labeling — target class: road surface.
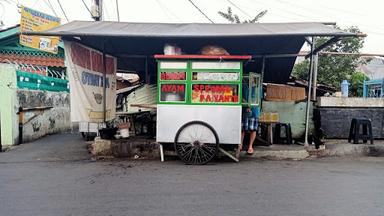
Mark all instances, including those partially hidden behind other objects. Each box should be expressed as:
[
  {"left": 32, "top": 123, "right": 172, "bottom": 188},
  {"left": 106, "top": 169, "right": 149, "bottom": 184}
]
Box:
[{"left": 1, "top": 133, "right": 383, "bottom": 216}]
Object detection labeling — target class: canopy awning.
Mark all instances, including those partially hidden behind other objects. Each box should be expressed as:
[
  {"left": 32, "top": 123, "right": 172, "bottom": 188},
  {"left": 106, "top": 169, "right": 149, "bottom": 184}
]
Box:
[
  {"left": 24, "top": 21, "right": 359, "bottom": 83},
  {"left": 24, "top": 21, "right": 355, "bottom": 38}
]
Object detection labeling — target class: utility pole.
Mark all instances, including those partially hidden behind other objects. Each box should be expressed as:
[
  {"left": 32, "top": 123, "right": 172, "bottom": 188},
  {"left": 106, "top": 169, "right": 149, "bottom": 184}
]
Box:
[
  {"left": 116, "top": 0, "right": 120, "bottom": 22},
  {"left": 91, "top": 0, "right": 103, "bottom": 21}
]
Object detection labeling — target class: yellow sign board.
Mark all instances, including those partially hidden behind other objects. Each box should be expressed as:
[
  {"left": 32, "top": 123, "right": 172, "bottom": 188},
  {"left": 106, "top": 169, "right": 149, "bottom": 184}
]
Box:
[{"left": 19, "top": 6, "right": 61, "bottom": 54}]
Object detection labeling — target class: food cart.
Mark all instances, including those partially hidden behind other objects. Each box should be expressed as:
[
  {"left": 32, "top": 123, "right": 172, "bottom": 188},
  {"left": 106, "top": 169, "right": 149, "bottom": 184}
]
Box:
[{"left": 155, "top": 55, "right": 261, "bottom": 164}]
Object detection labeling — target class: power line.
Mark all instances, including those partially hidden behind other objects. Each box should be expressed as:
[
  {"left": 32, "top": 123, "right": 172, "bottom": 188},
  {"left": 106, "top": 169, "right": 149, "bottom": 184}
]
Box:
[
  {"left": 274, "top": 0, "right": 384, "bottom": 33},
  {"left": 2, "top": 0, "right": 17, "bottom": 5},
  {"left": 155, "top": 0, "right": 181, "bottom": 22},
  {"left": 226, "top": 0, "right": 251, "bottom": 18},
  {"left": 32, "top": 0, "right": 41, "bottom": 8},
  {"left": 56, "top": 0, "right": 69, "bottom": 22},
  {"left": 246, "top": 0, "right": 317, "bottom": 21},
  {"left": 81, "top": 0, "right": 92, "bottom": 17},
  {"left": 186, "top": 0, "right": 214, "bottom": 23},
  {"left": 103, "top": 0, "right": 110, "bottom": 20},
  {"left": 155, "top": 0, "right": 173, "bottom": 21},
  {"left": 44, "top": 0, "right": 58, "bottom": 17}
]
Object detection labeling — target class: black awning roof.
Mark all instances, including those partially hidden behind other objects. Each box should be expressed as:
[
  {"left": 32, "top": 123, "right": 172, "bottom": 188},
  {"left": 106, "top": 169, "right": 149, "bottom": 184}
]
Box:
[
  {"left": 24, "top": 21, "right": 358, "bottom": 83},
  {"left": 25, "top": 21, "right": 355, "bottom": 38}
]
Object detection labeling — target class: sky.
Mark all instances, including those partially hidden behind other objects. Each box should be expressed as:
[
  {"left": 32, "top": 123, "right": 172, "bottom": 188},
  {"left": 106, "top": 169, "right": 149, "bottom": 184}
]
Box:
[{"left": 0, "top": 0, "right": 383, "bottom": 53}]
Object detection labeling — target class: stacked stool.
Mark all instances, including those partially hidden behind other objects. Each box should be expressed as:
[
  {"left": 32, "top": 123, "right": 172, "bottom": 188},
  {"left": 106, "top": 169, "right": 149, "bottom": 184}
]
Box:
[
  {"left": 274, "top": 123, "right": 292, "bottom": 144},
  {"left": 348, "top": 118, "right": 374, "bottom": 144}
]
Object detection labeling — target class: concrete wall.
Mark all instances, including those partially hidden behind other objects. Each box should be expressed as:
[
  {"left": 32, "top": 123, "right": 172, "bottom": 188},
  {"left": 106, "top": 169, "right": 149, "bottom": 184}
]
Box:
[
  {"left": 0, "top": 64, "right": 17, "bottom": 146},
  {"left": 317, "top": 97, "right": 384, "bottom": 108},
  {"left": 17, "top": 90, "right": 71, "bottom": 143},
  {"left": 314, "top": 108, "right": 384, "bottom": 139},
  {"left": 262, "top": 101, "right": 314, "bottom": 139},
  {"left": 316, "top": 97, "right": 384, "bottom": 139},
  {"left": 0, "top": 63, "right": 71, "bottom": 146}
]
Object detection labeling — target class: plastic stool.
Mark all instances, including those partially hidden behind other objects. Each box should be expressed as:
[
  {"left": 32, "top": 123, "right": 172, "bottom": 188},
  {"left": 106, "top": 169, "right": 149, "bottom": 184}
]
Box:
[
  {"left": 348, "top": 118, "right": 374, "bottom": 144},
  {"left": 274, "top": 123, "right": 292, "bottom": 144}
]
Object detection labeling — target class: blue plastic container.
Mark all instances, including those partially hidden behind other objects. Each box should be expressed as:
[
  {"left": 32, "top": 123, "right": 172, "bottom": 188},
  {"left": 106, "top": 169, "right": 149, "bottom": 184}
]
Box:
[{"left": 341, "top": 80, "right": 349, "bottom": 97}]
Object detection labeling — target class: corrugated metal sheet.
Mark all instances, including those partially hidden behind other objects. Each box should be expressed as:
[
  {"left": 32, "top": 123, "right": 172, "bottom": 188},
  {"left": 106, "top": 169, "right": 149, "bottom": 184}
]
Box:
[{"left": 125, "top": 84, "right": 157, "bottom": 114}]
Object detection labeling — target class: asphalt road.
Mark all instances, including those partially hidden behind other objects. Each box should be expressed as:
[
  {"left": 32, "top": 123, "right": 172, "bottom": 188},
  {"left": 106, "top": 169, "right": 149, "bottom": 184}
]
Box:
[{"left": 1, "top": 133, "right": 384, "bottom": 216}]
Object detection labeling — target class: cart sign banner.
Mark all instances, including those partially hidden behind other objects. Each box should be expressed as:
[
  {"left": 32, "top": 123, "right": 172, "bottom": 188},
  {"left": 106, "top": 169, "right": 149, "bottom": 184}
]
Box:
[
  {"left": 160, "top": 72, "right": 186, "bottom": 80},
  {"left": 64, "top": 41, "right": 117, "bottom": 122},
  {"left": 192, "top": 84, "right": 239, "bottom": 103},
  {"left": 19, "top": 6, "right": 61, "bottom": 54}
]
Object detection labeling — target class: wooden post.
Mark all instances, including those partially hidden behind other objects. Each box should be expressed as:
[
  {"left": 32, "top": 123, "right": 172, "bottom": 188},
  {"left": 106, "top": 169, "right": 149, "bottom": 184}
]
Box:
[
  {"left": 18, "top": 107, "right": 23, "bottom": 145},
  {"left": 102, "top": 41, "right": 107, "bottom": 123}
]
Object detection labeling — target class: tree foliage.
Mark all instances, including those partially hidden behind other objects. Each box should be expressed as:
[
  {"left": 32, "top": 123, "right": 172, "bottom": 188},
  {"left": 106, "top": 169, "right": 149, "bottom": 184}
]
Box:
[
  {"left": 292, "top": 26, "right": 367, "bottom": 89},
  {"left": 218, "top": 7, "right": 267, "bottom": 23},
  {"left": 349, "top": 71, "right": 369, "bottom": 97}
]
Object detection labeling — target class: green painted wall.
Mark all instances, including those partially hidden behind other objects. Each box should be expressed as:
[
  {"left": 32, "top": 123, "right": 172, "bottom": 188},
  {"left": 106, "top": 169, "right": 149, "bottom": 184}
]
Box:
[
  {"left": 262, "top": 101, "right": 314, "bottom": 139},
  {"left": 0, "top": 64, "right": 17, "bottom": 146},
  {"left": 16, "top": 70, "right": 69, "bottom": 92}
]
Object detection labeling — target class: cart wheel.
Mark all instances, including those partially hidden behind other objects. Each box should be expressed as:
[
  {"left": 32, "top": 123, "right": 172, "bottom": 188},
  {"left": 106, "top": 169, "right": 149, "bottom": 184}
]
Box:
[{"left": 174, "top": 121, "right": 219, "bottom": 165}]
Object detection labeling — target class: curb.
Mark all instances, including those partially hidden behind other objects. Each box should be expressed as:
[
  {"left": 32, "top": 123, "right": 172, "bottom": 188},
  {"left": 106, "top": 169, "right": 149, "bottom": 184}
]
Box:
[{"left": 90, "top": 138, "right": 384, "bottom": 161}]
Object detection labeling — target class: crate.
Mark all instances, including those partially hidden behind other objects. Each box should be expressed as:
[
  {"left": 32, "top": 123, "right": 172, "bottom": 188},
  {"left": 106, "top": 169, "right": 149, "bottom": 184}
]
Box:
[{"left": 265, "top": 84, "right": 306, "bottom": 101}]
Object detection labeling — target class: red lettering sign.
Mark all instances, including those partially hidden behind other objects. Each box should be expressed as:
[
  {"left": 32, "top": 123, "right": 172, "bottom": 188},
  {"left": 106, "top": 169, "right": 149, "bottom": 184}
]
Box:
[
  {"left": 192, "top": 84, "right": 239, "bottom": 103},
  {"left": 161, "top": 84, "right": 185, "bottom": 93},
  {"left": 160, "top": 72, "right": 186, "bottom": 80}
]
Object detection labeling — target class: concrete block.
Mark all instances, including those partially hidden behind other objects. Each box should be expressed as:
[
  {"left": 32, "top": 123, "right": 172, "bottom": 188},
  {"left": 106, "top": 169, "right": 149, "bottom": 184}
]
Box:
[
  {"left": 317, "top": 97, "right": 384, "bottom": 108},
  {"left": 91, "top": 137, "right": 112, "bottom": 156},
  {"left": 91, "top": 137, "right": 159, "bottom": 159}
]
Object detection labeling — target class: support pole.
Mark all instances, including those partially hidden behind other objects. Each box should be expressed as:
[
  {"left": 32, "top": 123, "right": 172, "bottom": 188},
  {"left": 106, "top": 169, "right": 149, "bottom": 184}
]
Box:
[
  {"left": 260, "top": 56, "right": 266, "bottom": 85},
  {"left": 18, "top": 107, "right": 23, "bottom": 145},
  {"left": 102, "top": 41, "right": 107, "bottom": 123},
  {"left": 93, "top": 0, "right": 102, "bottom": 21},
  {"left": 260, "top": 56, "right": 266, "bottom": 109},
  {"left": 312, "top": 53, "right": 319, "bottom": 100},
  {"left": 304, "top": 37, "right": 316, "bottom": 146},
  {"left": 115, "top": 0, "right": 120, "bottom": 22},
  {"left": 145, "top": 56, "right": 149, "bottom": 84}
]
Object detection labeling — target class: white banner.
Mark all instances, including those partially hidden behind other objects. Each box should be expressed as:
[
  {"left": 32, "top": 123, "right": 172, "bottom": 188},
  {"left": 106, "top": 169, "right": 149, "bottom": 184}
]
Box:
[{"left": 64, "top": 41, "right": 116, "bottom": 122}]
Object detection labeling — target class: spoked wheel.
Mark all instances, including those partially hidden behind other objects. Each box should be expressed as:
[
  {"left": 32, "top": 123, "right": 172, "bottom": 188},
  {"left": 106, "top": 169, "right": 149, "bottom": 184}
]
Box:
[{"left": 174, "top": 121, "right": 219, "bottom": 165}]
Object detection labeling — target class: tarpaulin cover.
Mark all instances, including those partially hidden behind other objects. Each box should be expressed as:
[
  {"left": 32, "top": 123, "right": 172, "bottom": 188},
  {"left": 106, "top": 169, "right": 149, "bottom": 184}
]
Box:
[
  {"left": 65, "top": 41, "right": 117, "bottom": 122},
  {"left": 25, "top": 21, "right": 356, "bottom": 83}
]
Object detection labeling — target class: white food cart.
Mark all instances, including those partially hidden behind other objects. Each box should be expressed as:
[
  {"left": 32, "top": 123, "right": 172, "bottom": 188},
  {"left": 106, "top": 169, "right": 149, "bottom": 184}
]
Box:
[{"left": 155, "top": 55, "right": 261, "bottom": 164}]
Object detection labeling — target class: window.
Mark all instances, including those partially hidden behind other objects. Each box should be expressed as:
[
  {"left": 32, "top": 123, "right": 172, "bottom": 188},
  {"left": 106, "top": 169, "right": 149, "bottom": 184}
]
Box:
[
  {"left": 192, "top": 72, "right": 239, "bottom": 81},
  {"left": 160, "top": 72, "right": 186, "bottom": 81},
  {"left": 242, "top": 73, "right": 261, "bottom": 106},
  {"left": 160, "top": 84, "right": 186, "bottom": 102}
]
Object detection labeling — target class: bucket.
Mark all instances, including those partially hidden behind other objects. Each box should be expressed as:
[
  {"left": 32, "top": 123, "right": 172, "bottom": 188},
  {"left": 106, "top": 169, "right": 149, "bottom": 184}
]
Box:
[
  {"left": 120, "top": 128, "right": 129, "bottom": 138},
  {"left": 99, "top": 127, "right": 118, "bottom": 140}
]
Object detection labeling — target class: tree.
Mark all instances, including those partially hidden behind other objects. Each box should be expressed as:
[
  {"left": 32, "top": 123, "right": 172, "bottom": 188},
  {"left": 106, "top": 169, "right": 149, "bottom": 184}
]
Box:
[
  {"left": 218, "top": 7, "right": 267, "bottom": 23},
  {"left": 349, "top": 71, "right": 369, "bottom": 97},
  {"left": 292, "top": 26, "right": 367, "bottom": 89}
]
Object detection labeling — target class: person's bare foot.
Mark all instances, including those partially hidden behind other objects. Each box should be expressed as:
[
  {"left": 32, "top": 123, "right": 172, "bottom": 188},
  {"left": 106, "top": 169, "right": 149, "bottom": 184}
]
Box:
[{"left": 247, "top": 148, "right": 254, "bottom": 155}]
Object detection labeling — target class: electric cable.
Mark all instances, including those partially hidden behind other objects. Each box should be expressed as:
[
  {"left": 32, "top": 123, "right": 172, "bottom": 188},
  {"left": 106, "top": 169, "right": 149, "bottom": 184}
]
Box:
[
  {"left": 103, "top": 0, "right": 110, "bottom": 20},
  {"left": 186, "top": 0, "right": 214, "bottom": 23},
  {"left": 156, "top": 0, "right": 181, "bottom": 21},
  {"left": 56, "top": 0, "right": 69, "bottom": 22},
  {"left": 81, "top": 0, "right": 93, "bottom": 17},
  {"left": 44, "top": 0, "right": 58, "bottom": 17},
  {"left": 226, "top": 0, "right": 251, "bottom": 18},
  {"left": 32, "top": 0, "right": 41, "bottom": 8}
]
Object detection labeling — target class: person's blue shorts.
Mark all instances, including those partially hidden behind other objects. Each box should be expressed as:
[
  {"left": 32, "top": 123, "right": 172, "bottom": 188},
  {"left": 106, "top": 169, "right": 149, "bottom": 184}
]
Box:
[{"left": 242, "top": 117, "right": 258, "bottom": 131}]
